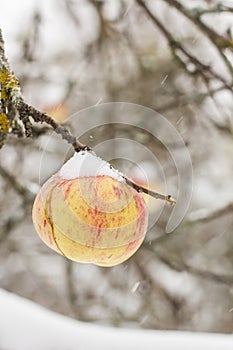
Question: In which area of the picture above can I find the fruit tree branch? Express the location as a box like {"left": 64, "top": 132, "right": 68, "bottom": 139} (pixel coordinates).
{"left": 0, "top": 29, "right": 88, "bottom": 152}
{"left": 0, "top": 28, "right": 175, "bottom": 205}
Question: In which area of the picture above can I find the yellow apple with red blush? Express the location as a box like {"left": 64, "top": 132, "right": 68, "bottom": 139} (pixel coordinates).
{"left": 32, "top": 151, "right": 148, "bottom": 266}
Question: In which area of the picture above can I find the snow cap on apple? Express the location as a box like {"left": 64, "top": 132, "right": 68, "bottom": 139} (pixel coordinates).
{"left": 32, "top": 151, "right": 148, "bottom": 266}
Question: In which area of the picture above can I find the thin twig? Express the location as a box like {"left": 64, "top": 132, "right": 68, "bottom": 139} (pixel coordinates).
{"left": 194, "top": 4, "right": 233, "bottom": 16}
{"left": 17, "top": 101, "right": 89, "bottom": 152}
{"left": 124, "top": 175, "right": 176, "bottom": 205}
{"left": 157, "top": 86, "right": 227, "bottom": 113}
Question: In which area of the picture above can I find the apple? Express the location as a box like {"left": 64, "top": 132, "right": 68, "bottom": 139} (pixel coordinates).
{"left": 32, "top": 151, "right": 148, "bottom": 266}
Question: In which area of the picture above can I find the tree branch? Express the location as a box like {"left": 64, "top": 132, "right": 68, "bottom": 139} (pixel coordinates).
{"left": 156, "top": 86, "right": 227, "bottom": 113}
{"left": 136, "top": 0, "right": 233, "bottom": 91}
{"left": 0, "top": 28, "right": 175, "bottom": 205}
{"left": 124, "top": 175, "right": 176, "bottom": 204}
{"left": 0, "top": 164, "right": 33, "bottom": 200}
{"left": 17, "top": 101, "right": 89, "bottom": 152}
{"left": 162, "top": 0, "right": 233, "bottom": 76}
{"left": 186, "top": 202, "right": 233, "bottom": 224}
{"left": 193, "top": 4, "right": 233, "bottom": 16}
{"left": 0, "top": 29, "right": 88, "bottom": 151}
{"left": 143, "top": 246, "right": 233, "bottom": 286}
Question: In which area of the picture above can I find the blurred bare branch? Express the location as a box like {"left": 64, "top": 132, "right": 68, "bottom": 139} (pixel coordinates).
{"left": 186, "top": 202, "right": 233, "bottom": 224}
{"left": 162, "top": 0, "right": 233, "bottom": 76}
{"left": 156, "top": 86, "right": 226, "bottom": 113}
{"left": 192, "top": 4, "right": 233, "bottom": 16}
{"left": 136, "top": 0, "right": 233, "bottom": 91}
{"left": 0, "top": 164, "right": 33, "bottom": 201}
{"left": 151, "top": 248, "right": 233, "bottom": 286}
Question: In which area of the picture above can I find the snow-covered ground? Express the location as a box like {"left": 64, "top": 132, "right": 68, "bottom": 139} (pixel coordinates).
{"left": 0, "top": 289, "right": 232, "bottom": 350}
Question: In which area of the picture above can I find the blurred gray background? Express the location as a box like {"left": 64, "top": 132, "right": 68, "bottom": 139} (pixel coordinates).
{"left": 0, "top": 0, "right": 233, "bottom": 333}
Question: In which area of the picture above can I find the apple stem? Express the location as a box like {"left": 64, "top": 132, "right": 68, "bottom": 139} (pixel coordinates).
{"left": 123, "top": 176, "right": 176, "bottom": 205}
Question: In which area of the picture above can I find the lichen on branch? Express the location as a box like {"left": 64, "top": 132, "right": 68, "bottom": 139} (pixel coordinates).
{"left": 0, "top": 30, "right": 22, "bottom": 136}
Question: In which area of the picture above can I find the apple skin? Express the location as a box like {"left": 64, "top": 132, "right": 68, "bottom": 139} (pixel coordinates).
{"left": 32, "top": 174, "right": 148, "bottom": 267}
